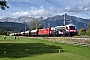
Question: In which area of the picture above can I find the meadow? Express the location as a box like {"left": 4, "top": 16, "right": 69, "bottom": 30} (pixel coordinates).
{"left": 0, "top": 35, "right": 90, "bottom": 60}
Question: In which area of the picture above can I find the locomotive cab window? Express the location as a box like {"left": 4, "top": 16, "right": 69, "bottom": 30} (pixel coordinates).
{"left": 66, "top": 27, "right": 68, "bottom": 29}
{"left": 69, "top": 26, "right": 75, "bottom": 29}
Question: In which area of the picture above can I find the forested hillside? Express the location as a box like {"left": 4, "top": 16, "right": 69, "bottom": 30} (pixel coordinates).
{"left": 0, "top": 22, "right": 29, "bottom": 32}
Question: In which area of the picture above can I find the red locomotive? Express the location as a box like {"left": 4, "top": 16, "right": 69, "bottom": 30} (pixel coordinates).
{"left": 38, "top": 28, "right": 52, "bottom": 36}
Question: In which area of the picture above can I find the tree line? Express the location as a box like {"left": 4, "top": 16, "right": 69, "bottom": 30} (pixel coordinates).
{"left": 0, "top": 29, "right": 7, "bottom": 35}
{"left": 29, "top": 19, "right": 43, "bottom": 30}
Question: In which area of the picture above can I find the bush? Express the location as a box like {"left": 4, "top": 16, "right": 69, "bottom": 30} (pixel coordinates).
{"left": 78, "top": 28, "right": 86, "bottom": 35}
{"left": 86, "top": 30, "right": 90, "bottom": 36}
{"left": 2, "top": 31, "right": 7, "bottom": 35}
{"left": 0, "top": 29, "right": 7, "bottom": 35}
{"left": 87, "top": 22, "right": 90, "bottom": 36}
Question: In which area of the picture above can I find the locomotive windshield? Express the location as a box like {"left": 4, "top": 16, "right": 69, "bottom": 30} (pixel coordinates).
{"left": 69, "top": 26, "right": 75, "bottom": 29}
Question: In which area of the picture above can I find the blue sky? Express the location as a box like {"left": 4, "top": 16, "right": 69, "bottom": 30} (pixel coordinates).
{"left": 0, "top": 0, "right": 90, "bottom": 19}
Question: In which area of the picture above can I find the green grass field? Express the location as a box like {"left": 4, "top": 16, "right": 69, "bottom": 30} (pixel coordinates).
{"left": 0, "top": 35, "right": 90, "bottom": 60}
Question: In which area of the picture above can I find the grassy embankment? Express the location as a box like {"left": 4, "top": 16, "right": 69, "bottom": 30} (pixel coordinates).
{"left": 0, "top": 35, "right": 90, "bottom": 60}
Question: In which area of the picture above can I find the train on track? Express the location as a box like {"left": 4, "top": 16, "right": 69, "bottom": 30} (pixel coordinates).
{"left": 9, "top": 23, "right": 77, "bottom": 37}
{"left": 9, "top": 13, "right": 77, "bottom": 37}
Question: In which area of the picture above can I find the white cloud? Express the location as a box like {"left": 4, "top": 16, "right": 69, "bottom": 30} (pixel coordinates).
{"left": 61, "top": 6, "right": 85, "bottom": 12}
{"left": 60, "top": 5, "right": 90, "bottom": 14}
{"left": 11, "top": 11, "right": 29, "bottom": 16}
{"left": 85, "top": 7, "right": 90, "bottom": 11}
{"left": 11, "top": 6, "right": 58, "bottom": 18}
{"left": 58, "top": 0, "right": 90, "bottom": 16}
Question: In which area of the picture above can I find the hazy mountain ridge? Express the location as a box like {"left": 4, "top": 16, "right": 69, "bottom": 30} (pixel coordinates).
{"left": 0, "top": 14, "right": 90, "bottom": 30}
{"left": 0, "top": 16, "right": 35, "bottom": 23}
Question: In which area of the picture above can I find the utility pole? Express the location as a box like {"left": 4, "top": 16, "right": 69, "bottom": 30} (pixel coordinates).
{"left": 24, "top": 26, "right": 26, "bottom": 36}
{"left": 25, "top": 26, "right": 26, "bottom": 32}
{"left": 64, "top": 13, "right": 66, "bottom": 26}
{"left": 19, "top": 28, "right": 20, "bottom": 32}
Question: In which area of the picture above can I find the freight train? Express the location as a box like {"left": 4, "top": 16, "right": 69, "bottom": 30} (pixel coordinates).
{"left": 9, "top": 23, "right": 77, "bottom": 37}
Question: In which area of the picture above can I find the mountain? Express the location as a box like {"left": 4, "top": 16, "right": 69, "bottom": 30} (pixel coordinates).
{"left": 0, "top": 14, "right": 90, "bottom": 30}
{"left": 0, "top": 22, "right": 29, "bottom": 32}
{"left": 41, "top": 14, "right": 90, "bottom": 29}
{"left": 0, "top": 16, "right": 35, "bottom": 23}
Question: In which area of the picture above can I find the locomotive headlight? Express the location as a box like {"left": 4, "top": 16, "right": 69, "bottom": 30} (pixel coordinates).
{"left": 74, "top": 30, "right": 76, "bottom": 32}
{"left": 50, "top": 31, "right": 52, "bottom": 33}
